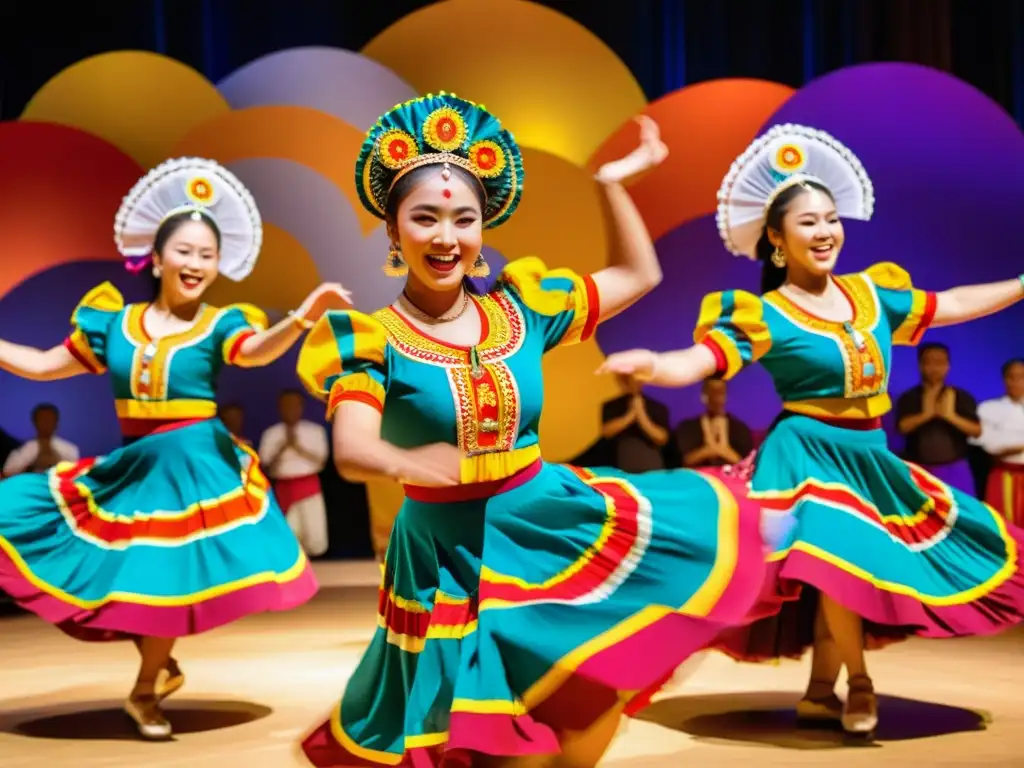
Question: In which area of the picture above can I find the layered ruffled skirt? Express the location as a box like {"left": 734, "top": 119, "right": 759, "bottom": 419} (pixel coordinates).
{"left": 713, "top": 413, "right": 1024, "bottom": 662}
{"left": 0, "top": 418, "right": 318, "bottom": 641}
{"left": 302, "top": 460, "right": 765, "bottom": 766}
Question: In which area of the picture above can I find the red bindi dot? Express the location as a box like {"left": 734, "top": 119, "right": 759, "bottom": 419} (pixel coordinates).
{"left": 442, "top": 189, "right": 451, "bottom": 198}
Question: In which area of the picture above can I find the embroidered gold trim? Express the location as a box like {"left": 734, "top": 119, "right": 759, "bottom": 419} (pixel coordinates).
{"left": 765, "top": 274, "right": 886, "bottom": 399}
{"left": 123, "top": 304, "right": 220, "bottom": 400}
{"left": 448, "top": 360, "right": 520, "bottom": 455}
{"left": 373, "top": 291, "right": 525, "bottom": 367}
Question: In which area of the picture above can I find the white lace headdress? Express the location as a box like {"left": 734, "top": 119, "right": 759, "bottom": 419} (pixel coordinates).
{"left": 716, "top": 124, "right": 874, "bottom": 259}
{"left": 114, "top": 157, "right": 262, "bottom": 281}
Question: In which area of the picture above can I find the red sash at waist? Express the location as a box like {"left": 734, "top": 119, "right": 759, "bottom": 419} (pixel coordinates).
{"left": 804, "top": 414, "right": 882, "bottom": 431}
{"left": 404, "top": 459, "right": 542, "bottom": 503}
{"left": 274, "top": 474, "right": 323, "bottom": 511}
{"left": 119, "top": 417, "right": 208, "bottom": 438}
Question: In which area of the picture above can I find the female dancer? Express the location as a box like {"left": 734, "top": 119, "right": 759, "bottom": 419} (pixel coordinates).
{"left": 599, "top": 124, "right": 1024, "bottom": 738}
{"left": 0, "top": 158, "right": 348, "bottom": 739}
{"left": 296, "top": 94, "right": 766, "bottom": 767}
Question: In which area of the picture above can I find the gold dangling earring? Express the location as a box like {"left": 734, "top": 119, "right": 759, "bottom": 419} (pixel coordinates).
{"left": 152, "top": 265, "right": 162, "bottom": 279}
{"left": 382, "top": 244, "right": 408, "bottom": 277}
{"left": 771, "top": 246, "right": 787, "bottom": 268}
{"left": 467, "top": 252, "right": 490, "bottom": 278}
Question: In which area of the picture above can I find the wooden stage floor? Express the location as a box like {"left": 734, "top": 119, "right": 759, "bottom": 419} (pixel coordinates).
{"left": 2, "top": 571, "right": 1022, "bottom": 767}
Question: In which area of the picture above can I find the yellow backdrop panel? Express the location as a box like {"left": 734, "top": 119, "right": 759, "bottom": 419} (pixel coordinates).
{"left": 486, "top": 147, "right": 620, "bottom": 461}
{"left": 362, "top": 0, "right": 646, "bottom": 166}
{"left": 366, "top": 479, "right": 405, "bottom": 558}
{"left": 21, "top": 52, "right": 230, "bottom": 171}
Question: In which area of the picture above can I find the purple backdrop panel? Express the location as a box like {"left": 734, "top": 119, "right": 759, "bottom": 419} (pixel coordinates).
{"left": 599, "top": 64, "right": 1024, "bottom": 430}
{"left": 216, "top": 46, "right": 417, "bottom": 134}
{"left": 596, "top": 214, "right": 780, "bottom": 427}
{"left": 762, "top": 63, "right": 1024, "bottom": 409}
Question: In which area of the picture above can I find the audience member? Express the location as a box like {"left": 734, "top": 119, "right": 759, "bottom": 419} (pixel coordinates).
{"left": 895, "top": 343, "right": 980, "bottom": 494}
{"left": 674, "top": 379, "right": 753, "bottom": 468}
{"left": 258, "top": 389, "right": 330, "bottom": 557}
{"left": 2, "top": 404, "right": 79, "bottom": 477}
{"left": 974, "top": 358, "right": 1024, "bottom": 524}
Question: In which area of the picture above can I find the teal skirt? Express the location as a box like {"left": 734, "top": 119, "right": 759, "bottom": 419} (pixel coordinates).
{"left": 0, "top": 418, "right": 317, "bottom": 640}
{"left": 302, "top": 460, "right": 765, "bottom": 765}
{"left": 713, "top": 413, "right": 1024, "bottom": 662}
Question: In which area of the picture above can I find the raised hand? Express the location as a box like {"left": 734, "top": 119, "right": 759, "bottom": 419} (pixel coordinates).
{"left": 594, "top": 115, "right": 669, "bottom": 186}
{"left": 296, "top": 283, "right": 354, "bottom": 324}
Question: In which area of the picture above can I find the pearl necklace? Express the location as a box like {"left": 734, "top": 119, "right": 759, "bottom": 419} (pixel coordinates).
{"left": 398, "top": 290, "right": 469, "bottom": 323}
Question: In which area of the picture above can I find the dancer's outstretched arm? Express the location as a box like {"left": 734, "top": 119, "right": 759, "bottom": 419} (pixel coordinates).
{"left": 233, "top": 283, "right": 352, "bottom": 368}
{"left": 587, "top": 116, "right": 668, "bottom": 322}
{"left": 931, "top": 276, "right": 1024, "bottom": 327}
{"left": 0, "top": 340, "right": 88, "bottom": 382}
{"left": 596, "top": 344, "right": 718, "bottom": 389}
{"left": 332, "top": 401, "right": 461, "bottom": 488}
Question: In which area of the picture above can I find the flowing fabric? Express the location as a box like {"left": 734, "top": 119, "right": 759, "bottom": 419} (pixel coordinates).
{"left": 693, "top": 263, "right": 1024, "bottom": 662}
{"left": 297, "top": 258, "right": 766, "bottom": 765}
{"left": 0, "top": 284, "right": 317, "bottom": 640}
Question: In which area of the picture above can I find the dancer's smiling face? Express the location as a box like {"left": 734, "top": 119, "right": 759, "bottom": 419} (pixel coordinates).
{"left": 766, "top": 182, "right": 845, "bottom": 279}
{"left": 152, "top": 212, "right": 222, "bottom": 304}
{"left": 386, "top": 164, "right": 486, "bottom": 293}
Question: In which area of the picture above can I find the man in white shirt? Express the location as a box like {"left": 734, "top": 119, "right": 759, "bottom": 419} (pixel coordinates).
{"left": 973, "top": 359, "right": 1024, "bottom": 525}
{"left": 258, "top": 389, "right": 330, "bottom": 557}
{"left": 2, "top": 403, "right": 79, "bottom": 477}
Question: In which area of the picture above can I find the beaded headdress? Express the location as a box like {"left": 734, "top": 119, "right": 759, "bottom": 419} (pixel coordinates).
{"left": 716, "top": 124, "right": 874, "bottom": 260}
{"left": 355, "top": 92, "right": 525, "bottom": 231}
{"left": 114, "top": 157, "right": 263, "bottom": 281}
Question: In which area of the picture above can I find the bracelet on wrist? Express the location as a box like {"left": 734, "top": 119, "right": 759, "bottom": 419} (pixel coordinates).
{"left": 1018, "top": 274, "right": 1024, "bottom": 292}
{"left": 288, "top": 310, "right": 314, "bottom": 330}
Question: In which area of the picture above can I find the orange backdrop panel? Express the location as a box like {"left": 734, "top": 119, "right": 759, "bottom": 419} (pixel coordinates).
{"left": 588, "top": 79, "right": 796, "bottom": 242}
